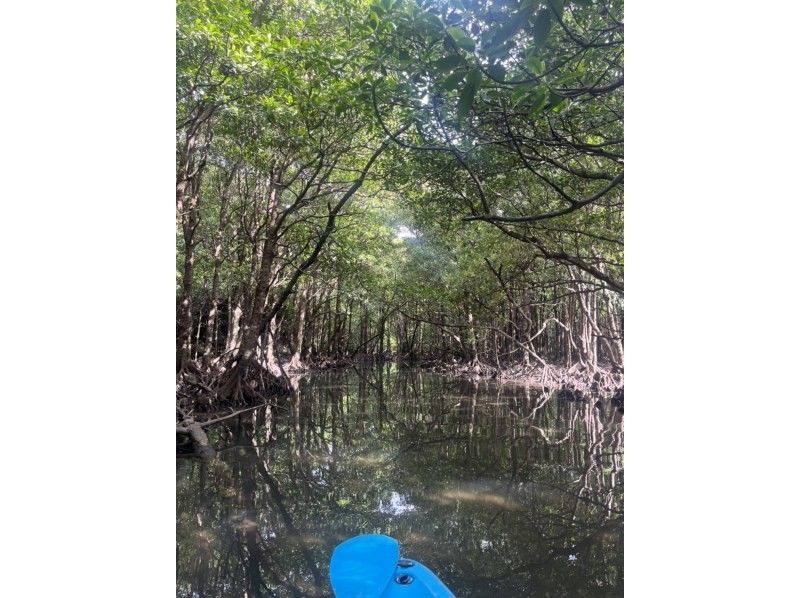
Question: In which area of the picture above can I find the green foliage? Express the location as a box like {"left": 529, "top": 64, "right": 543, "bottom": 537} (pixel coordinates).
{"left": 532, "top": 7, "right": 553, "bottom": 48}
{"left": 446, "top": 26, "right": 475, "bottom": 51}
{"left": 177, "top": 0, "right": 624, "bottom": 367}
{"left": 456, "top": 69, "right": 482, "bottom": 120}
{"left": 363, "top": 0, "right": 624, "bottom": 292}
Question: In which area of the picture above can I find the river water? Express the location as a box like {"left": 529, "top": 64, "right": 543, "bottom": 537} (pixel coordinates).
{"left": 177, "top": 366, "right": 623, "bottom": 597}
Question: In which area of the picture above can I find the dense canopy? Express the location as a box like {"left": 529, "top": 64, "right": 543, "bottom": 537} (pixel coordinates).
{"left": 176, "top": 0, "right": 624, "bottom": 404}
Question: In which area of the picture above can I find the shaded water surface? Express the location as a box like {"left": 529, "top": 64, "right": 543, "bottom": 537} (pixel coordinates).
{"left": 177, "top": 367, "right": 623, "bottom": 597}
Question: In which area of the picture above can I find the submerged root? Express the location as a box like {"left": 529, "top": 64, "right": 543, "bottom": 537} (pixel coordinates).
{"left": 177, "top": 356, "right": 293, "bottom": 413}
{"left": 408, "top": 358, "right": 623, "bottom": 399}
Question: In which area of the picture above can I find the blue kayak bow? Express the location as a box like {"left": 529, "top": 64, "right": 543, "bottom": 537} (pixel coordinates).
{"left": 329, "top": 534, "right": 455, "bottom": 598}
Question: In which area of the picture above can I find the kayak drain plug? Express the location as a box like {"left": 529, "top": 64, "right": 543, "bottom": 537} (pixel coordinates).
{"left": 398, "top": 559, "right": 414, "bottom": 568}
{"left": 395, "top": 574, "right": 414, "bottom": 585}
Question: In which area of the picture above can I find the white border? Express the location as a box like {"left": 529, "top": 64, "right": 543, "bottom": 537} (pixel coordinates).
{"left": 627, "top": 1, "right": 800, "bottom": 594}
{"left": 2, "top": 1, "right": 800, "bottom": 595}
{"left": 1, "top": 1, "right": 175, "bottom": 594}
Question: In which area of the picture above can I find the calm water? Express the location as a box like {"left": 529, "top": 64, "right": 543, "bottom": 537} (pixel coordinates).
{"left": 177, "top": 366, "right": 623, "bottom": 597}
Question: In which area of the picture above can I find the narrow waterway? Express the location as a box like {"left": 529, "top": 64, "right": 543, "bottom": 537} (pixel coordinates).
{"left": 177, "top": 366, "right": 623, "bottom": 597}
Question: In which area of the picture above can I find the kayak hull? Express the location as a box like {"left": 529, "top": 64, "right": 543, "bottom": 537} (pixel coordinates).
{"left": 329, "top": 534, "right": 455, "bottom": 598}
{"left": 381, "top": 558, "right": 455, "bottom": 598}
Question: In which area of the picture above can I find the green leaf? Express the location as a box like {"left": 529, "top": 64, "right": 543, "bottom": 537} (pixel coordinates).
{"left": 456, "top": 69, "right": 482, "bottom": 120}
{"left": 526, "top": 56, "right": 546, "bottom": 76}
{"left": 432, "top": 54, "right": 463, "bottom": 73}
{"left": 368, "top": 11, "right": 380, "bottom": 30}
{"left": 555, "top": 71, "right": 580, "bottom": 85}
{"left": 465, "top": 68, "right": 482, "bottom": 88}
{"left": 486, "top": 63, "right": 506, "bottom": 82}
{"left": 441, "top": 70, "right": 466, "bottom": 91}
{"left": 529, "top": 87, "right": 549, "bottom": 114}
{"left": 484, "top": 40, "right": 512, "bottom": 59}
{"left": 420, "top": 12, "right": 445, "bottom": 36}
{"left": 548, "top": 91, "right": 567, "bottom": 112}
{"left": 551, "top": 0, "right": 565, "bottom": 18}
{"left": 533, "top": 8, "right": 552, "bottom": 48}
{"left": 511, "top": 85, "right": 530, "bottom": 106}
{"left": 488, "top": 9, "right": 529, "bottom": 48}
{"left": 446, "top": 26, "right": 476, "bottom": 51}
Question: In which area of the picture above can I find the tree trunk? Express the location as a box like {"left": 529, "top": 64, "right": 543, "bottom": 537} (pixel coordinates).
{"left": 236, "top": 183, "right": 281, "bottom": 373}
{"left": 176, "top": 112, "right": 213, "bottom": 372}
{"left": 264, "top": 316, "right": 280, "bottom": 377}
{"left": 226, "top": 290, "right": 243, "bottom": 354}
{"left": 176, "top": 178, "right": 200, "bottom": 370}
{"left": 468, "top": 310, "right": 480, "bottom": 369}
{"left": 288, "top": 284, "right": 309, "bottom": 370}
{"left": 203, "top": 168, "right": 235, "bottom": 364}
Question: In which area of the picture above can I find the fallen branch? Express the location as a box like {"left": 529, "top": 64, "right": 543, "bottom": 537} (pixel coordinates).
{"left": 191, "top": 404, "right": 266, "bottom": 428}
{"left": 176, "top": 420, "right": 215, "bottom": 459}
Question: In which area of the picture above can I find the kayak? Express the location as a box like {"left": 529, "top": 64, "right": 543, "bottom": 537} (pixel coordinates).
{"left": 329, "top": 534, "right": 455, "bottom": 597}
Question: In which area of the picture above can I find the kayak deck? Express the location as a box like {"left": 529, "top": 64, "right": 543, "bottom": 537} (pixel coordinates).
{"left": 329, "top": 534, "right": 455, "bottom": 598}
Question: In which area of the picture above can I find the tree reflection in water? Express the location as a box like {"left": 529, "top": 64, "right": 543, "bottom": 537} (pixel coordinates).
{"left": 177, "top": 365, "right": 623, "bottom": 597}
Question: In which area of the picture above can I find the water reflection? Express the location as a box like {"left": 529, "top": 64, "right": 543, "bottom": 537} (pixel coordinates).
{"left": 177, "top": 366, "right": 623, "bottom": 597}
{"left": 377, "top": 491, "right": 417, "bottom": 516}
